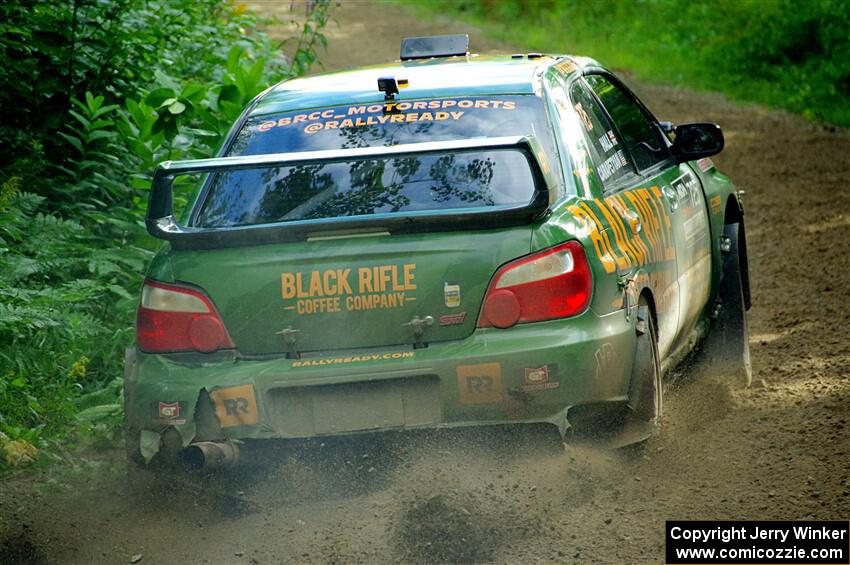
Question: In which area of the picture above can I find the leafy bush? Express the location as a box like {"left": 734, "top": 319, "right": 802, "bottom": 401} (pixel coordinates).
{"left": 413, "top": 0, "right": 850, "bottom": 126}
{"left": 0, "top": 183, "right": 136, "bottom": 445}
{"left": 0, "top": 0, "right": 332, "bottom": 469}
{"left": 1, "top": 0, "right": 286, "bottom": 196}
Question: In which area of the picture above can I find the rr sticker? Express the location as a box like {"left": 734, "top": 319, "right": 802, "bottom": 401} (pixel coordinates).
{"left": 457, "top": 363, "right": 502, "bottom": 404}
{"left": 210, "top": 384, "right": 259, "bottom": 428}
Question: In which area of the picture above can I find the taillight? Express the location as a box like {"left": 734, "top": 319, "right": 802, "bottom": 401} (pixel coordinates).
{"left": 478, "top": 241, "right": 592, "bottom": 329}
{"left": 136, "top": 280, "right": 234, "bottom": 353}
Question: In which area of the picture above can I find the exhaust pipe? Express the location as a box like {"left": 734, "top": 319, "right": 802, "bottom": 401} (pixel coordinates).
{"left": 183, "top": 440, "right": 239, "bottom": 470}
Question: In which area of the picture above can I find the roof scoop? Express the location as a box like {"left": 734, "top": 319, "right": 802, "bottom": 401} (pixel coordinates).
{"left": 400, "top": 34, "right": 469, "bottom": 61}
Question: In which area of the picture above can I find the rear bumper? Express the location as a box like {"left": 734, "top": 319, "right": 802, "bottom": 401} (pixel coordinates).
{"left": 125, "top": 309, "right": 635, "bottom": 462}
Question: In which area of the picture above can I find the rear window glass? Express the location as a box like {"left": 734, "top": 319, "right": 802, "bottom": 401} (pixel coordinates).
{"left": 194, "top": 149, "right": 536, "bottom": 228}
{"left": 190, "top": 96, "right": 558, "bottom": 227}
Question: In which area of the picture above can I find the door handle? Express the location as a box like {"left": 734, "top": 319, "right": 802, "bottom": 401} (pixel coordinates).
{"left": 617, "top": 271, "right": 636, "bottom": 322}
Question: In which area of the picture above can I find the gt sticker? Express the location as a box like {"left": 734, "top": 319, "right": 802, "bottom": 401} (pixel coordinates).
{"left": 210, "top": 384, "right": 259, "bottom": 428}
{"left": 159, "top": 401, "right": 180, "bottom": 419}
{"left": 517, "top": 364, "right": 560, "bottom": 392}
{"left": 457, "top": 363, "right": 503, "bottom": 404}
{"left": 281, "top": 264, "right": 416, "bottom": 315}
{"left": 154, "top": 401, "right": 187, "bottom": 424}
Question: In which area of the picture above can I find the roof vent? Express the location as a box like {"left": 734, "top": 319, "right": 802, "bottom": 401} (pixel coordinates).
{"left": 400, "top": 34, "right": 469, "bottom": 61}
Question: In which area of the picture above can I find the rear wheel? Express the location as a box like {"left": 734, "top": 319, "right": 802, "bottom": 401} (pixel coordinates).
{"left": 702, "top": 222, "right": 752, "bottom": 387}
{"left": 619, "top": 296, "right": 661, "bottom": 445}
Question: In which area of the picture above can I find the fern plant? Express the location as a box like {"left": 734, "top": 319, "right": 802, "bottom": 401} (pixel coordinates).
{"left": 0, "top": 0, "right": 333, "bottom": 470}
{"left": 0, "top": 182, "right": 140, "bottom": 452}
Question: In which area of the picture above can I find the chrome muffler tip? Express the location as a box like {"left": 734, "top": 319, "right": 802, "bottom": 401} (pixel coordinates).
{"left": 182, "top": 440, "right": 239, "bottom": 470}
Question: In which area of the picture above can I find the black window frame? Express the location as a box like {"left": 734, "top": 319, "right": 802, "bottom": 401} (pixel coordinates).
{"left": 580, "top": 71, "right": 674, "bottom": 192}
{"left": 565, "top": 78, "right": 640, "bottom": 192}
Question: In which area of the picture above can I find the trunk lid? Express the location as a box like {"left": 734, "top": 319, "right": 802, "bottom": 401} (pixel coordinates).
{"left": 168, "top": 227, "right": 531, "bottom": 354}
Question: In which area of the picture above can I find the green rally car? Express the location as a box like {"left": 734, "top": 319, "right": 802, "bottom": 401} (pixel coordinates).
{"left": 125, "top": 35, "right": 751, "bottom": 470}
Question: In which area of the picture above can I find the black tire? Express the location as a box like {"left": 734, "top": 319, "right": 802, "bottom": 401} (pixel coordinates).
{"left": 702, "top": 222, "right": 752, "bottom": 387}
{"left": 619, "top": 296, "right": 661, "bottom": 445}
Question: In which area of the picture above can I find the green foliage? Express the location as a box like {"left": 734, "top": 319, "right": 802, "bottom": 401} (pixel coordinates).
{"left": 76, "top": 377, "right": 124, "bottom": 446}
{"left": 409, "top": 0, "right": 850, "bottom": 126}
{"left": 0, "top": 0, "right": 286, "bottom": 193}
{"left": 0, "top": 0, "right": 332, "bottom": 469}
{"left": 0, "top": 185, "right": 136, "bottom": 445}
{"left": 56, "top": 92, "right": 126, "bottom": 214}
{"left": 286, "top": 0, "right": 333, "bottom": 77}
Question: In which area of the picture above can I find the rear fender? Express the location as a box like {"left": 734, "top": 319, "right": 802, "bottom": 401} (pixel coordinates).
{"left": 621, "top": 267, "right": 655, "bottom": 331}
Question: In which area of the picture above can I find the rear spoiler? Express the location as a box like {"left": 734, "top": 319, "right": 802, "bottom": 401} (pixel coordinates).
{"left": 147, "top": 136, "right": 550, "bottom": 249}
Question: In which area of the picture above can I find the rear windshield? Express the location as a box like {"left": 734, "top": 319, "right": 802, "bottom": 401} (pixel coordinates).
{"left": 192, "top": 96, "right": 556, "bottom": 228}
{"left": 194, "top": 150, "right": 537, "bottom": 227}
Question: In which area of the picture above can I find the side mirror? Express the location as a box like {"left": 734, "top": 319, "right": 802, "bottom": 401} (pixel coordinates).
{"left": 672, "top": 122, "right": 724, "bottom": 163}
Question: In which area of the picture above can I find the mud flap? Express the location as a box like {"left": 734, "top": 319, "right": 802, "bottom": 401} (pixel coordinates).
{"left": 139, "top": 423, "right": 197, "bottom": 464}
{"left": 139, "top": 430, "right": 161, "bottom": 463}
{"left": 702, "top": 223, "right": 752, "bottom": 387}
{"left": 546, "top": 407, "right": 571, "bottom": 439}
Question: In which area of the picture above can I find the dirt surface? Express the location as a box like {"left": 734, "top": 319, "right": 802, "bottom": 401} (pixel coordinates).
{"left": 2, "top": 2, "right": 849, "bottom": 564}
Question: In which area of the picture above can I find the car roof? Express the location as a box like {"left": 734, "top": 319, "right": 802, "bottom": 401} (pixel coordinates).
{"left": 250, "top": 54, "right": 592, "bottom": 117}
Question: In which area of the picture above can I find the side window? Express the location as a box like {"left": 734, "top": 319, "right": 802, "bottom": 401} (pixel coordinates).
{"left": 584, "top": 74, "right": 670, "bottom": 172}
{"left": 568, "top": 80, "right": 634, "bottom": 188}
